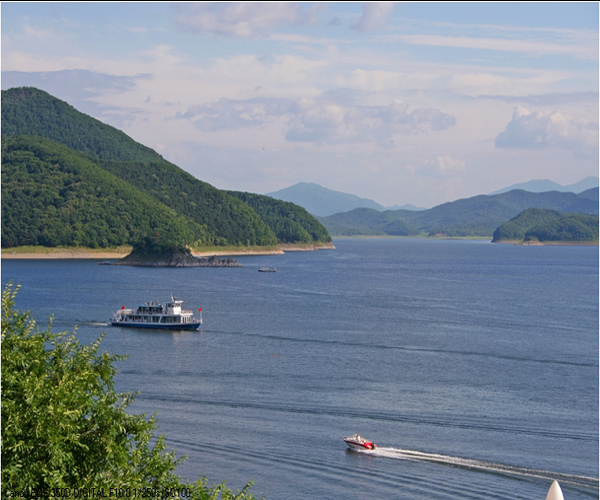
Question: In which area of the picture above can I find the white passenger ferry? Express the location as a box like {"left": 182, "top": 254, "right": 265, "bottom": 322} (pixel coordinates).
{"left": 111, "top": 296, "right": 202, "bottom": 330}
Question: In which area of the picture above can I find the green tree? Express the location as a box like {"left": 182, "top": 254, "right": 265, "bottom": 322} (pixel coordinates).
{"left": 1, "top": 284, "right": 259, "bottom": 499}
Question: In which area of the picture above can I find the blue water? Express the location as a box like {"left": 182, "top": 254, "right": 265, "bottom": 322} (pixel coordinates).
{"left": 2, "top": 238, "right": 598, "bottom": 499}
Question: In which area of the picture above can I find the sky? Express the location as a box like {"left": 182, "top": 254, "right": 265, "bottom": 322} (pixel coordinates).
{"left": 1, "top": 2, "right": 598, "bottom": 208}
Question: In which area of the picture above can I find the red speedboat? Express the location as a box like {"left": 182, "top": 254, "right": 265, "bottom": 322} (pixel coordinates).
{"left": 343, "top": 434, "right": 377, "bottom": 450}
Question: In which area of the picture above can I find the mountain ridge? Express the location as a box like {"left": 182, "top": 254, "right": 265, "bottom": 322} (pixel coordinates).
{"left": 267, "top": 178, "right": 596, "bottom": 217}
{"left": 1, "top": 87, "right": 331, "bottom": 249}
{"left": 489, "top": 176, "right": 599, "bottom": 195}
{"left": 266, "top": 182, "right": 386, "bottom": 216}
{"left": 318, "top": 188, "right": 599, "bottom": 237}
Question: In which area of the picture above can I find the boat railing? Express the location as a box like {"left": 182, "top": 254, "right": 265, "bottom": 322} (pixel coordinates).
{"left": 131, "top": 308, "right": 195, "bottom": 315}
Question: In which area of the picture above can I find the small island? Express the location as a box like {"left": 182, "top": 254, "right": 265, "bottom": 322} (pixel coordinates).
{"left": 112, "top": 236, "right": 241, "bottom": 267}
{"left": 492, "top": 208, "right": 599, "bottom": 245}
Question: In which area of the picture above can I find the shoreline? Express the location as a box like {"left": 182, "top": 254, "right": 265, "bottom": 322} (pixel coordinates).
{"left": 1, "top": 242, "right": 336, "bottom": 260}
{"left": 493, "top": 240, "right": 598, "bottom": 246}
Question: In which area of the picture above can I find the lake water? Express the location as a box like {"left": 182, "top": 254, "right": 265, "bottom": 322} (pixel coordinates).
{"left": 2, "top": 238, "right": 598, "bottom": 499}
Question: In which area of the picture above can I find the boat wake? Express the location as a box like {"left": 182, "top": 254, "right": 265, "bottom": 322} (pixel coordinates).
{"left": 356, "top": 447, "right": 599, "bottom": 490}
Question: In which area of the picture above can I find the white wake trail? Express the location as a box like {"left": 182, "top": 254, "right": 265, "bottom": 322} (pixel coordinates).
{"left": 354, "top": 447, "right": 598, "bottom": 489}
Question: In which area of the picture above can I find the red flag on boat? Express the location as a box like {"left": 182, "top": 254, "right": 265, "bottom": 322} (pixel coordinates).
{"left": 198, "top": 308, "right": 202, "bottom": 312}
{"left": 122, "top": 305, "right": 125, "bottom": 309}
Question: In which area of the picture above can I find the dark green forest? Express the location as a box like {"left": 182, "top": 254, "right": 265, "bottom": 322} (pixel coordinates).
{"left": 493, "top": 208, "right": 599, "bottom": 243}
{"left": 1, "top": 87, "right": 160, "bottom": 162}
{"left": 227, "top": 191, "right": 332, "bottom": 244}
{"left": 97, "top": 160, "right": 277, "bottom": 247}
{"left": 1, "top": 136, "right": 206, "bottom": 248}
{"left": 524, "top": 214, "right": 598, "bottom": 242}
{"left": 1, "top": 87, "right": 330, "bottom": 249}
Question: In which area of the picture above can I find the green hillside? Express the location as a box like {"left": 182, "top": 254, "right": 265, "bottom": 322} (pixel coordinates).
{"left": 524, "top": 214, "right": 598, "bottom": 243}
{"left": 492, "top": 208, "right": 563, "bottom": 242}
{"left": 1, "top": 136, "right": 207, "bottom": 248}
{"left": 1, "top": 87, "right": 160, "bottom": 162}
{"left": 1, "top": 87, "right": 330, "bottom": 249}
{"left": 493, "top": 208, "right": 599, "bottom": 243}
{"left": 227, "top": 191, "right": 332, "bottom": 244}
{"left": 492, "top": 208, "right": 598, "bottom": 243}
{"left": 319, "top": 189, "right": 599, "bottom": 237}
{"left": 96, "top": 159, "right": 277, "bottom": 247}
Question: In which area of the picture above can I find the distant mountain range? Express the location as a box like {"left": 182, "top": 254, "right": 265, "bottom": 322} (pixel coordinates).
{"left": 267, "top": 177, "right": 598, "bottom": 218}
{"left": 265, "top": 182, "right": 426, "bottom": 216}
{"left": 489, "top": 176, "right": 598, "bottom": 195}
{"left": 317, "top": 188, "right": 598, "bottom": 238}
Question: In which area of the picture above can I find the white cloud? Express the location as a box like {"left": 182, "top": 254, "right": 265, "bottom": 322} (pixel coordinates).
{"left": 172, "top": 2, "right": 320, "bottom": 37}
{"left": 2, "top": 2, "right": 597, "bottom": 207}
{"left": 433, "top": 156, "right": 466, "bottom": 173}
{"left": 173, "top": 92, "right": 455, "bottom": 146}
{"left": 495, "top": 107, "right": 599, "bottom": 151}
{"left": 353, "top": 2, "right": 395, "bottom": 32}
{"left": 397, "top": 32, "right": 598, "bottom": 60}
{"left": 417, "top": 156, "right": 466, "bottom": 178}
{"left": 176, "top": 97, "right": 294, "bottom": 131}
{"left": 285, "top": 96, "right": 455, "bottom": 144}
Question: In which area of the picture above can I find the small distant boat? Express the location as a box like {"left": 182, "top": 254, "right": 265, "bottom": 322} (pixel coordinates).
{"left": 343, "top": 434, "right": 377, "bottom": 450}
{"left": 111, "top": 296, "right": 202, "bottom": 330}
{"left": 258, "top": 267, "right": 277, "bottom": 272}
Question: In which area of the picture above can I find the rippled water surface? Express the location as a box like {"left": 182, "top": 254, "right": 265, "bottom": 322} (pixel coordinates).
{"left": 3, "top": 238, "right": 598, "bottom": 499}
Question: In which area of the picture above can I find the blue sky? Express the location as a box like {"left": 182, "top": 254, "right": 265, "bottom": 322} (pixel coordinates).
{"left": 2, "top": 2, "right": 598, "bottom": 207}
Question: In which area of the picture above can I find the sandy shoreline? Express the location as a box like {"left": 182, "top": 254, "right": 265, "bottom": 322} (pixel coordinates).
{"left": 1, "top": 242, "right": 336, "bottom": 260}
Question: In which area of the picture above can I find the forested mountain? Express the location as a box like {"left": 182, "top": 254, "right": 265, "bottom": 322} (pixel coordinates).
{"left": 1, "top": 87, "right": 160, "bottom": 162}
{"left": 493, "top": 208, "right": 599, "bottom": 243}
{"left": 524, "top": 214, "right": 598, "bottom": 243}
{"left": 1, "top": 136, "right": 207, "bottom": 248}
{"left": 578, "top": 187, "right": 599, "bottom": 202}
{"left": 1, "top": 87, "right": 330, "bottom": 249}
{"left": 318, "top": 189, "right": 599, "bottom": 237}
{"left": 228, "top": 191, "right": 332, "bottom": 244}
{"left": 95, "top": 159, "right": 276, "bottom": 247}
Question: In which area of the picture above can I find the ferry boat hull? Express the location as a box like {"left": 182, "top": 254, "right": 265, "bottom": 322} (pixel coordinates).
{"left": 110, "top": 320, "right": 202, "bottom": 331}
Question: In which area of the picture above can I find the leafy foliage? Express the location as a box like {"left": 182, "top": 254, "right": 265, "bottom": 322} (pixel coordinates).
{"left": 1, "top": 284, "right": 259, "bottom": 499}
{"left": 227, "top": 191, "right": 332, "bottom": 244}
{"left": 1, "top": 283, "right": 183, "bottom": 492}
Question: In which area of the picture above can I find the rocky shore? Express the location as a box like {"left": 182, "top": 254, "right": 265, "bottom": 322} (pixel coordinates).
{"left": 112, "top": 248, "right": 242, "bottom": 267}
